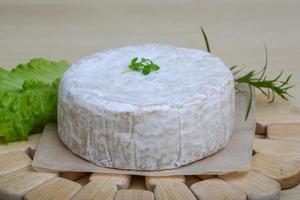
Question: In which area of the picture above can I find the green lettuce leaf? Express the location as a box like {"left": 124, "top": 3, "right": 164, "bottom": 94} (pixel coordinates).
{"left": 0, "top": 58, "right": 69, "bottom": 142}
{"left": 0, "top": 58, "right": 69, "bottom": 91}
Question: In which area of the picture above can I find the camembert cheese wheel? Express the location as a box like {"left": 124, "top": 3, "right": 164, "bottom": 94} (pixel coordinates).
{"left": 58, "top": 44, "right": 235, "bottom": 170}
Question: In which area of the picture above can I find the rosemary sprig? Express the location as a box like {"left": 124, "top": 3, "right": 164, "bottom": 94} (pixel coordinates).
{"left": 201, "top": 27, "right": 211, "bottom": 53}
{"left": 200, "top": 27, "right": 293, "bottom": 120}
{"left": 125, "top": 57, "right": 160, "bottom": 75}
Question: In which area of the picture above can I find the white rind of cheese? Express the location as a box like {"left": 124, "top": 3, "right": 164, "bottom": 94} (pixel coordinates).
{"left": 58, "top": 44, "right": 235, "bottom": 170}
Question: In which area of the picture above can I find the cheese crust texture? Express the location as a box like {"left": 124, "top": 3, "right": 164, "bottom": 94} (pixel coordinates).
{"left": 58, "top": 44, "right": 235, "bottom": 170}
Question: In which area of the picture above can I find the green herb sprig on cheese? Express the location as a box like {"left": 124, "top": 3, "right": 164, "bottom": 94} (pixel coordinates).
{"left": 125, "top": 57, "right": 160, "bottom": 75}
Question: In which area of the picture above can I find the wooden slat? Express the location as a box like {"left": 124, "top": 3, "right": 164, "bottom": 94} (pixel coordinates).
{"left": 145, "top": 176, "right": 185, "bottom": 191}
{"left": 59, "top": 171, "right": 88, "bottom": 181}
{"left": 253, "top": 138, "right": 300, "bottom": 160}
{"left": 114, "top": 189, "right": 154, "bottom": 200}
{"left": 0, "top": 151, "right": 31, "bottom": 176}
{"left": 185, "top": 176, "right": 201, "bottom": 187}
{"left": 75, "top": 174, "right": 91, "bottom": 186}
{"left": 24, "top": 177, "right": 81, "bottom": 200}
{"left": 267, "top": 123, "right": 300, "bottom": 141}
{"left": 256, "top": 122, "right": 267, "bottom": 135}
{"left": 145, "top": 176, "right": 197, "bottom": 200}
{"left": 255, "top": 134, "right": 266, "bottom": 139}
{"left": 128, "top": 176, "right": 147, "bottom": 190}
{"left": 89, "top": 173, "right": 131, "bottom": 188}
{"left": 0, "top": 134, "right": 41, "bottom": 154}
{"left": 219, "top": 170, "right": 281, "bottom": 200}
{"left": 0, "top": 167, "right": 57, "bottom": 200}
{"left": 190, "top": 178, "right": 246, "bottom": 200}
{"left": 280, "top": 183, "right": 300, "bottom": 200}
{"left": 71, "top": 180, "right": 116, "bottom": 200}
{"left": 72, "top": 173, "right": 131, "bottom": 200}
{"left": 252, "top": 153, "right": 300, "bottom": 189}
{"left": 197, "top": 174, "right": 217, "bottom": 180}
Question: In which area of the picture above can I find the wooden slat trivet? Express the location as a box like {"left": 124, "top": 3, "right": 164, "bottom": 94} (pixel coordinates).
{"left": 1, "top": 119, "right": 300, "bottom": 199}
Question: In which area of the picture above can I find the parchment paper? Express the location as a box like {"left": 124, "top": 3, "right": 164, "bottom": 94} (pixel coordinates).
{"left": 32, "top": 86, "right": 255, "bottom": 176}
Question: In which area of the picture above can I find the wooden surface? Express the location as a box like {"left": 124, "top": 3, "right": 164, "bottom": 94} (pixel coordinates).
{"left": 1, "top": 0, "right": 300, "bottom": 107}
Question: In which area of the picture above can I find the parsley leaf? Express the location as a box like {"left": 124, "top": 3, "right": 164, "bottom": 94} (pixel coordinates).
{"left": 126, "top": 57, "right": 160, "bottom": 75}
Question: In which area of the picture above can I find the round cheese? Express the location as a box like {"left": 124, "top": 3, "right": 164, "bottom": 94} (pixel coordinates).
{"left": 58, "top": 44, "right": 235, "bottom": 170}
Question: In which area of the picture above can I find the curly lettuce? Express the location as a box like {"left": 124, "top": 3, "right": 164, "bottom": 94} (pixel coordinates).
{"left": 0, "top": 58, "right": 69, "bottom": 142}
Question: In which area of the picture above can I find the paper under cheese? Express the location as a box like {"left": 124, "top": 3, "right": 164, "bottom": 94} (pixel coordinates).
{"left": 58, "top": 44, "right": 235, "bottom": 170}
